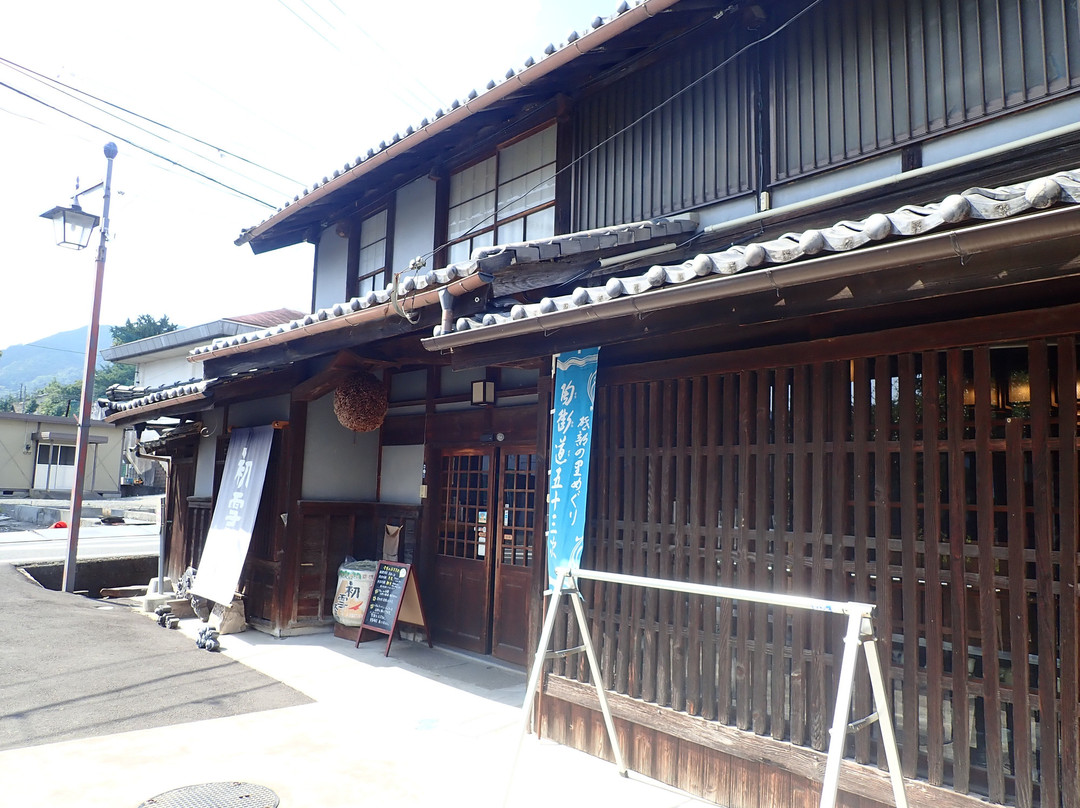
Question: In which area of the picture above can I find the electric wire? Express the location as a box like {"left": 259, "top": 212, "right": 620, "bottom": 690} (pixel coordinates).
{"left": 0, "top": 79, "right": 278, "bottom": 209}
{"left": 278, "top": 0, "right": 444, "bottom": 120}
{"left": 0, "top": 58, "right": 299, "bottom": 201}
{"left": 0, "top": 57, "right": 303, "bottom": 188}
{"left": 410, "top": 0, "right": 825, "bottom": 273}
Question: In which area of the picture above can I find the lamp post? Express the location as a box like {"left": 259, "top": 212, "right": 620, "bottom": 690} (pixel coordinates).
{"left": 39, "top": 142, "right": 118, "bottom": 593}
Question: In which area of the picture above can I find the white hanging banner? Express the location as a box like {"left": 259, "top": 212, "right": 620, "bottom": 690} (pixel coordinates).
{"left": 190, "top": 425, "right": 274, "bottom": 605}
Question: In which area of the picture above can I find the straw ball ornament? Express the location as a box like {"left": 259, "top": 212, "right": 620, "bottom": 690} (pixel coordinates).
{"left": 333, "top": 372, "right": 388, "bottom": 432}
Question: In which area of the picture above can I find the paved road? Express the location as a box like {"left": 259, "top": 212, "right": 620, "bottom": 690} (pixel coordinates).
{"left": 0, "top": 524, "right": 160, "bottom": 564}
{"left": 0, "top": 562, "right": 311, "bottom": 751}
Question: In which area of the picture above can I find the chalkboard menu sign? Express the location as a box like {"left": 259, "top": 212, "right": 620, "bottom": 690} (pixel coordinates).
{"left": 356, "top": 561, "right": 432, "bottom": 657}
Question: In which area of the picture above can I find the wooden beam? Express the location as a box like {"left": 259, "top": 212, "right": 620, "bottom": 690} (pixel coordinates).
{"left": 291, "top": 350, "right": 396, "bottom": 402}
{"left": 544, "top": 677, "right": 990, "bottom": 808}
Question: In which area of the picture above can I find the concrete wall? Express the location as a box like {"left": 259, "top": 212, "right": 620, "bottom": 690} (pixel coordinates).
{"left": 393, "top": 176, "right": 437, "bottom": 275}
{"left": 313, "top": 226, "right": 349, "bottom": 311}
{"left": 193, "top": 408, "right": 223, "bottom": 499}
{"left": 137, "top": 355, "right": 203, "bottom": 388}
{"left": 0, "top": 413, "right": 121, "bottom": 496}
{"left": 301, "top": 392, "right": 378, "bottom": 500}
{"left": 0, "top": 415, "right": 34, "bottom": 493}
{"left": 379, "top": 444, "right": 423, "bottom": 505}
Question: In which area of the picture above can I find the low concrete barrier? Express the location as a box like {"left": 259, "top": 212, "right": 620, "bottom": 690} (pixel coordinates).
{"left": 20, "top": 556, "right": 159, "bottom": 597}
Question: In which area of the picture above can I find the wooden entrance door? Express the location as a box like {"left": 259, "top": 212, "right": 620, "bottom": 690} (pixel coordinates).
{"left": 491, "top": 450, "right": 537, "bottom": 665}
{"left": 432, "top": 450, "right": 495, "bottom": 653}
{"left": 431, "top": 447, "right": 537, "bottom": 663}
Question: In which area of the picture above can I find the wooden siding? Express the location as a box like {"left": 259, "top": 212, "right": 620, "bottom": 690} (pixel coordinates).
{"left": 544, "top": 333, "right": 1080, "bottom": 808}
{"left": 570, "top": 25, "right": 754, "bottom": 231}
{"left": 570, "top": 0, "right": 1080, "bottom": 226}
{"left": 771, "top": 0, "right": 1080, "bottom": 180}
{"left": 289, "top": 501, "right": 420, "bottom": 629}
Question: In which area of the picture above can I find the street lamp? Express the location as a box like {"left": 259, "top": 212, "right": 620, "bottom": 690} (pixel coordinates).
{"left": 39, "top": 142, "right": 118, "bottom": 593}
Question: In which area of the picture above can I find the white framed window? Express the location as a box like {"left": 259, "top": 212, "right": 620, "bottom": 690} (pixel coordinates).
{"left": 357, "top": 209, "right": 389, "bottom": 296}
{"left": 447, "top": 125, "right": 557, "bottom": 264}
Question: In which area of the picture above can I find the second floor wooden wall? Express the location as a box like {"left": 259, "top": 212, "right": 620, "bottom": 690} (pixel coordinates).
{"left": 569, "top": 0, "right": 1080, "bottom": 230}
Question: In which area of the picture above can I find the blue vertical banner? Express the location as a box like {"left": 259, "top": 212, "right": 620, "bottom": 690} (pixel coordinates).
{"left": 546, "top": 347, "right": 600, "bottom": 588}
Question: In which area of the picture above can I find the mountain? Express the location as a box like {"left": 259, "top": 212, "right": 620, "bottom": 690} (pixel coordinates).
{"left": 0, "top": 326, "right": 112, "bottom": 399}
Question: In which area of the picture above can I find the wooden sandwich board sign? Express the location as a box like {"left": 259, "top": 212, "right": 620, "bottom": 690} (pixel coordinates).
{"left": 355, "top": 561, "right": 432, "bottom": 657}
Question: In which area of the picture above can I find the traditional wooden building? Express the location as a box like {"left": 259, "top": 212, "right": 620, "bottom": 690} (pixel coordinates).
{"left": 103, "top": 2, "right": 1080, "bottom": 807}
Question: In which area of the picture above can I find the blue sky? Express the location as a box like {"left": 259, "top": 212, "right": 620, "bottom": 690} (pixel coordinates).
{"left": 0, "top": 0, "right": 601, "bottom": 350}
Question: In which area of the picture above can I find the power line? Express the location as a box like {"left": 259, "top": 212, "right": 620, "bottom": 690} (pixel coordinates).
{"left": 0, "top": 79, "right": 279, "bottom": 209}
{"left": 0, "top": 57, "right": 302, "bottom": 197}
{"left": 280, "top": 0, "right": 446, "bottom": 120}
{"left": 416, "top": 0, "right": 825, "bottom": 269}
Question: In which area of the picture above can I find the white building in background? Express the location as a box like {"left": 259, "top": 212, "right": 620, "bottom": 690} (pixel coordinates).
{"left": 100, "top": 309, "right": 303, "bottom": 493}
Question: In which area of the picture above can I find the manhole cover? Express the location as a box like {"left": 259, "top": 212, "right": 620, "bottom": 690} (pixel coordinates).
{"left": 138, "top": 782, "right": 279, "bottom": 808}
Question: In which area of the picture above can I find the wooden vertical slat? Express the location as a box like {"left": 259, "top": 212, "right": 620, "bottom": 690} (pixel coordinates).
{"left": 1059, "top": 337, "right": 1080, "bottom": 808}
{"left": 677, "top": 739, "right": 707, "bottom": 797}
{"left": 653, "top": 730, "right": 680, "bottom": 789}
{"left": 736, "top": 370, "right": 755, "bottom": 731}
{"left": 851, "top": 357, "right": 873, "bottom": 763}
{"left": 898, "top": 354, "right": 920, "bottom": 777}
{"left": 608, "top": 386, "right": 627, "bottom": 693}
{"left": 753, "top": 369, "right": 772, "bottom": 735}
{"left": 760, "top": 765, "right": 793, "bottom": 808}
{"left": 701, "top": 374, "right": 722, "bottom": 721}
{"left": 789, "top": 364, "right": 810, "bottom": 745}
{"left": 656, "top": 380, "right": 676, "bottom": 707}
{"left": 702, "top": 747, "right": 731, "bottom": 807}
{"left": 1005, "top": 417, "right": 1032, "bottom": 808}
{"left": 945, "top": 348, "right": 971, "bottom": 791}
{"left": 922, "top": 351, "right": 945, "bottom": 785}
{"left": 670, "top": 377, "right": 691, "bottom": 713}
{"left": 1029, "top": 339, "right": 1059, "bottom": 808}
{"left": 730, "top": 757, "right": 761, "bottom": 808}
{"left": 973, "top": 346, "right": 1005, "bottom": 803}
{"left": 717, "top": 373, "right": 738, "bottom": 724}
{"left": 685, "top": 376, "right": 707, "bottom": 717}
{"left": 592, "top": 386, "right": 614, "bottom": 689}
{"left": 830, "top": 359, "right": 851, "bottom": 732}
{"left": 809, "top": 363, "right": 829, "bottom": 751}
{"left": 872, "top": 355, "right": 895, "bottom": 768}
{"left": 629, "top": 383, "right": 648, "bottom": 699}
{"left": 641, "top": 381, "right": 660, "bottom": 704}
{"left": 772, "top": 368, "right": 791, "bottom": 742}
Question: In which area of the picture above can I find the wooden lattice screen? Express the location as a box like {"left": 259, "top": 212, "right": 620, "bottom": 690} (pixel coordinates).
{"left": 558, "top": 337, "right": 1080, "bottom": 808}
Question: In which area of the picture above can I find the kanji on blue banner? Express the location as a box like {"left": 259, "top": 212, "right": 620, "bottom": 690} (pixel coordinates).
{"left": 546, "top": 347, "right": 599, "bottom": 588}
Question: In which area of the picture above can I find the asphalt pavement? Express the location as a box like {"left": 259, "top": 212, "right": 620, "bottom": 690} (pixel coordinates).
{"left": 0, "top": 563, "right": 310, "bottom": 751}
{"left": 0, "top": 561, "right": 712, "bottom": 808}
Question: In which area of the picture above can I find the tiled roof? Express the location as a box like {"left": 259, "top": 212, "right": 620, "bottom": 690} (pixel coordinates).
{"left": 431, "top": 169, "right": 1080, "bottom": 339}
{"left": 102, "top": 380, "right": 210, "bottom": 416}
{"left": 224, "top": 309, "right": 306, "bottom": 328}
{"left": 235, "top": 0, "right": 675, "bottom": 247}
{"left": 193, "top": 214, "right": 698, "bottom": 360}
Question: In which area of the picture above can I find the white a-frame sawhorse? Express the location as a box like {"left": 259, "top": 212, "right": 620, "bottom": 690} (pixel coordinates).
{"left": 510, "top": 567, "right": 910, "bottom": 808}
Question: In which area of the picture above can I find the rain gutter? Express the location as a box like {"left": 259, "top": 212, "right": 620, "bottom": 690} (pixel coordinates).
{"left": 422, "top": 202, "right": 1080, "bottom": 352}
{"left": 235, "top": 0, "right": 685, "bottom": 248}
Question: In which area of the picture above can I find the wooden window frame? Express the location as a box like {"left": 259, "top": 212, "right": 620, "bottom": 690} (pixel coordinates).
{"left": 445, "top": 123, "right": 558, "bottom": 264}
{"left": 345, "top": 200, "right": 395, "bottom": 302}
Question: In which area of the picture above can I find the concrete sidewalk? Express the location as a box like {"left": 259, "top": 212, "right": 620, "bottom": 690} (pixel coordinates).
{"left": 2, "top": 614, "right": 712, "bottom": 807}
